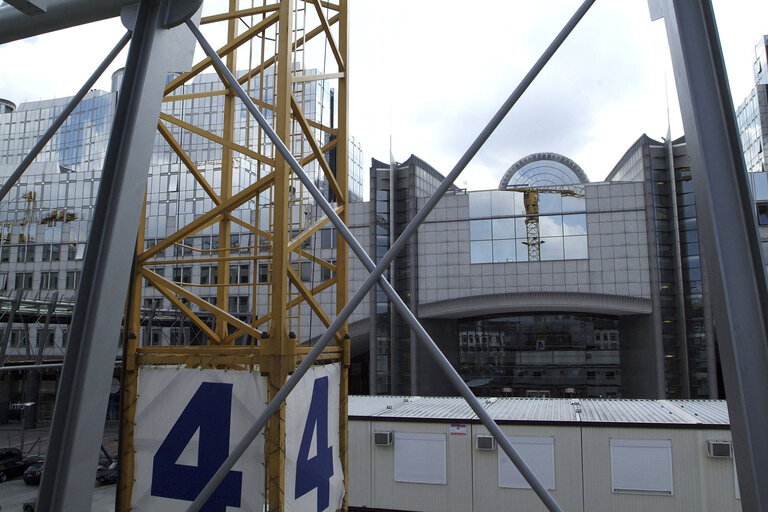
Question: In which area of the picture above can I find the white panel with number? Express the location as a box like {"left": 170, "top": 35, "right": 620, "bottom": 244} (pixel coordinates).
{"left": 285, "top": 363, "right": 345, "bottom": 512}
{"left": 131, "top": 366, "right": 267, "bottom": 511}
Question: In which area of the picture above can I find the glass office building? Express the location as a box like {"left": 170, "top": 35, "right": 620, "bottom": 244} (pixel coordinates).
{"left": 351, "top": 140, "right": 741, "bottom": 400}
{"left": 736, "top": 35, "right": 767, "bottom": 175}
{"left": 0, "top": 70, "right": 364, "bottom": 420}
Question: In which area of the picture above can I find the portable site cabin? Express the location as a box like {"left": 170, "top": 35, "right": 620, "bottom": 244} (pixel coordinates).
{"left": 348, "top": 396, "right": 739, "bottom": 512}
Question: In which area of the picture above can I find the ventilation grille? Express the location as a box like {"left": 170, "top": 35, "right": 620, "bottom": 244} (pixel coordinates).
{"left": 374, "top": 431, "right": 393, "bottom": 446}
{"left": 476, "top": 435, "right": 496, "bottom": 451}
{"left": 707, "top": 440, "right": 732, "bottom": 458}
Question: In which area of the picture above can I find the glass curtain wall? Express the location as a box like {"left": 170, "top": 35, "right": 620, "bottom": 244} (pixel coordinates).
{"left": 457, "top": 313, "right": 621, "bottom": 398}
{"left": 469, "top": 189, "right": 587, "bottom": 263}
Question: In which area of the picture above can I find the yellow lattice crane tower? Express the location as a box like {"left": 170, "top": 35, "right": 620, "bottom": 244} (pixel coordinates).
{"left": 506, "top": 185, "right": 585, "bottom": 261}
{"left": 118, "top": 2, "right": 350, "bottom": 511}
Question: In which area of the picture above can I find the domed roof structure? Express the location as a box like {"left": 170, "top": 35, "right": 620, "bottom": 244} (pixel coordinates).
{"left": 498, "top": 152, "right": 589, "bottom": 189}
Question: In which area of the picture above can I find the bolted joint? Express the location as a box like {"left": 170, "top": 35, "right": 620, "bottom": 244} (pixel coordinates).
{"left": 162, "top": 0, "right": 203, "bottom": 28}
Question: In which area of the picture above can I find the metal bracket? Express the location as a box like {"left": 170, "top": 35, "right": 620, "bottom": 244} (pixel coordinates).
{"left": 162, "top": 0, "right": 202, "bottom": 28}
{"left": 3, "top": 0, "right": 47, "bottom": 16}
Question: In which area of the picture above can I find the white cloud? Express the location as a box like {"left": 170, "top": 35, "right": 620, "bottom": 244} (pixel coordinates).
{"left": 0, "top": 0, "right": 765, "bottom": 192}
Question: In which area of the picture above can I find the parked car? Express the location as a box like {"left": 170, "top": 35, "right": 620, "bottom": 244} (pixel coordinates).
{"left": 22, "top": 498, "right": 35, "bottom": 512}
{"left": 0, "top": 448, "right": 29, "bottom": 482}
{"left": 23, "top": 464, "right": 43, "bottom": 485}
{"left": 96, "top": 460, "right": 118, "bottom": 485}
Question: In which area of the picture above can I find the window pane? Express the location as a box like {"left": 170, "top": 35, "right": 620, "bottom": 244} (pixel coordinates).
{"left": 753, "top": 172, "right": 768, "bottom": 201}
{"left": 562, "top": 194, "right": 585, "bottom": 212}
{"left": 538, "top": 193, "right": 562, "bottom": 214}
{"left": 394, "top": 433, "right": 446, "bottom": 485}
{"left": 498, "top": 437, "right": 555, "bottom": 490}
{"left": 470, "top": 220, "right": 492, "bottom": 241}
{"left": 757, "top": 203, "right": 768, "bottom": 225}
{"left": 610, "top": 439, "right": 673, "bottom": 495}
{"left": 493, "top": 239, "right": 517, "bottom": 263}
{"left": 490, "top": 191, "right": 517, "bottom": 216}
{"left": 539, "top": 215, "right": 563, "bottom": 237}
{"left": 562, "top": 214, "right": 587, "bottom": 235}
{"left": 469, "top": 191, "right": 491, "bottom": 218}
{"left": 540, "top": 237, "right": 564, "bottom": 261}
{"left": 516, "top": 239, "right": 531, "bottom": 261}
{"left": 492, "top": 218, "right": 516, "bottom": 240}
{"left": 470, "top": 241, "right": 493, "bottom": 263}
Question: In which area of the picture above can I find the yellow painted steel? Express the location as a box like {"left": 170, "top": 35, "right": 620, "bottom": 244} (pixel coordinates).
{"left": 118, "top": 1, "right": 350, "bottom": 510}
{"left": 336, "top": 4, "right": 350, "bottom": 509}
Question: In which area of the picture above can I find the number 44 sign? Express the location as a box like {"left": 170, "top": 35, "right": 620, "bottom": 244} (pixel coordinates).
{"left": 131, "top": 367, "right": 268, "bottom": 511}
{"left": 285, "top": 364, "right": 345, "bottom": 512}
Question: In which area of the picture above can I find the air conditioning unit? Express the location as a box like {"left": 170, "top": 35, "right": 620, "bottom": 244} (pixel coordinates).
{"left": 476, "top": 435, "right": 496, "bottom": 451}
{"left": 374, "top": 431, "right": 393, "bottom": 447}
{"left": 707, "top": 440, "right": 732, "bottom": 458}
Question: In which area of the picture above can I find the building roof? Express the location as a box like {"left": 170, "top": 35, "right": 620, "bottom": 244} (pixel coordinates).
{"left": 498, "top": 153, "right": 589, "bottom": 189}
{"left": 349, "top": 396, "right": 730, "bottom": 428}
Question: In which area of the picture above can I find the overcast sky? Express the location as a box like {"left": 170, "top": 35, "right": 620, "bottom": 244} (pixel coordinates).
{"left": 0, "top": 0, "right": 766, "bottom": 191}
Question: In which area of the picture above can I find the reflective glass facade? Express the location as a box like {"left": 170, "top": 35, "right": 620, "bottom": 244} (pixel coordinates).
{"left": 457, "top": 314, "right": 621, "bottom": 398}
{"left": 468, "top": 189, "right": 587, "bottom": 263}
{"left": 0, "top": 70, "right": 363, "bottom": 353}
{"left": 649, "top": 161, "right": 709, "bottom": 398}
{"left": 736, "top": 36, "right": 767, "bottom": 175}
{"left": 373, "top": 186, "right": 391, "bottom": 393}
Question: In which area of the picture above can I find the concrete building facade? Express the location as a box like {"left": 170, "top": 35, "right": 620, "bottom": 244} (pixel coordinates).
{"left": 347, "top": 132, "right": 765, "bottom": 400}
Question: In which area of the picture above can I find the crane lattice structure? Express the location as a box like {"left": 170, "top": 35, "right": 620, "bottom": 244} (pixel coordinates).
{"left": 118, "top": 2, "right": 350, "bottom": 510}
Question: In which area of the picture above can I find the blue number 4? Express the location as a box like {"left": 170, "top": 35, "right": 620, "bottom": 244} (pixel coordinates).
{"left": 151, "top": 382, "right": 242, "bottom": 512}
{"left": 295, "top": 376, "right": 334, "bottom": 512}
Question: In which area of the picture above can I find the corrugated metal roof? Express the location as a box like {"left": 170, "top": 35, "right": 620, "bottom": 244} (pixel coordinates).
{"left": 578, "top": 399, "right": 693, "bottom": 424}
{"left": 660, "top": 400, "right": 730, "bottom": 425}
{"left": 347, "top": 396, "right": 416, "bottom": 417}
{"left": 484, "top": 398, "right": 578, "bottom": 423}
{"left": 348, "top": 396, "right": 730, "bottom": 427}
{"left": 375, "top": 397, "right": 477, "bottom": 420}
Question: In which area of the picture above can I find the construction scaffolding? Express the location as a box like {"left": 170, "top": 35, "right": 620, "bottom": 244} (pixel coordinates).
{"left": 118, "top": 1, "right": 350, "bottom": 510}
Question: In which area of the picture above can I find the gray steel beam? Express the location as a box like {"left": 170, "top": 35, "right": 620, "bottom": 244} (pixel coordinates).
{"left": 0, "top": 288, "right": 24, "bottom": 366}
{"left": 35, "top": 292, "right": 58, "bottom": 366}
{"left": 185, "top": 0, "right": 596, "bottom": 508}
{"left": 652, "top": 1, "right": 768, "bottom": 509}
{"left": 35, "top": 1, "right": 198, "bottom": 510}
{"left": 0, "top": 0, "right": 136, "bottom": 44}
{"left": 0, "top": 32, "right": 131, "bottom": 203}
{"left": 663, "top": 134, "right": 691, "bottom": 397}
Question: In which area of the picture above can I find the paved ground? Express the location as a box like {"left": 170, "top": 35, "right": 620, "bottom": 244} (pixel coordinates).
{"left": 0, "top": 478, "right": 117, "bottom": 511}
{"left": 0, "top": 421, "right": 119, "bottom": 458}
{"left": 0, "top": 421, "right": 120, "bottom": 511}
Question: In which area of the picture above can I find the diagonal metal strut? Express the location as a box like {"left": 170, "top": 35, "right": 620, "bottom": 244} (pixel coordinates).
{"left": 185, "top": 1, "right": 596, "bottom": 510}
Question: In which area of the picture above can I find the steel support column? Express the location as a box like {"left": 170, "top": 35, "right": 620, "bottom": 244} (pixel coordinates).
{"left": 651, "top": 0, "right": 768, "bottom": 509}
{"left": 35, "top": 293, "right": 57, "bottom": 366}
{"left": 336, "top": 2, "right": 351, "bottom": 507}
{"left": 24, "top": 292, "right": 58, "bottom": 429}
{"left": 263, "top": 1, "right": 295, "bottom": 508}
{"left": 36, "top": 1, "right": 198, "bottom": 510}
{"left": 0, "top": 288, "right": 24, "bottom": 366}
